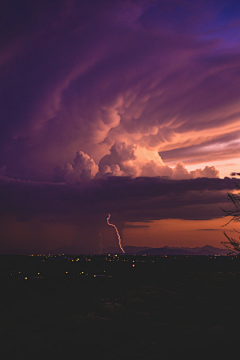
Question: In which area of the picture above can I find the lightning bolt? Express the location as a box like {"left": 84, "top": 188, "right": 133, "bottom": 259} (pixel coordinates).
{"left": 107, "top": 214, "right": 125, "bottom": 254}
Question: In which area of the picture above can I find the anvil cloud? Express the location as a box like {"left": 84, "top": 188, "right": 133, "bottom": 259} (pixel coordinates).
{"left": 0, "top": 0, "right": 239, "bottom": 253}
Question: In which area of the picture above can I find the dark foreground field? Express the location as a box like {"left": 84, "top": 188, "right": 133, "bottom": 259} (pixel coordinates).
{"left": 1, "top": 254, "right": 240, "bottom": 359}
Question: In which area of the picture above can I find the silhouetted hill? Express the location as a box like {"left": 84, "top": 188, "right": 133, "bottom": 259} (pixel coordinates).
{"left": 123, "top": 246, "right": 152, "bottom": 254}
{"left": 49, "top": 245, "right": 86, "bottom": 255}
{"left": 136, "top": 245, "right": 229, "bottom": 255}
{"left": 0, "top": 244, "right": 230, "bottom": 256}
{"left": 0, "top": 248, "right": 30, "bottom": 255}
{"left": 101, "top": 245, "right": 230, "bottom": 255}
{"left": 136, "top": 247, "right": 195, "bottom": 255}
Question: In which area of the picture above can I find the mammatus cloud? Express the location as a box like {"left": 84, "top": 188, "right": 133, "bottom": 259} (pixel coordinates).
{"left": 0, "top": 1, "right": 240, "bottom": 181}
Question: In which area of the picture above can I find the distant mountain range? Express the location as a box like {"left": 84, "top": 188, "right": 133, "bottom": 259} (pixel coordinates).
{"left": 104, "top": 245, "right": 231, "bottom": 256}
{"left": 0, "top": 245, "right": 231, "bottom": 256}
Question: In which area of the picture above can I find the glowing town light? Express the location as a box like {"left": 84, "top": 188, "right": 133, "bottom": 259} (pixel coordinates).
{"left": 107, "top": 214, "right": 125, "bottom": 254}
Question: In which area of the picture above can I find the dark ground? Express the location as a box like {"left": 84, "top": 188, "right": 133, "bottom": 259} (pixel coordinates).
{"left": 1, "top": 254, "right": 240, "bottom": 359}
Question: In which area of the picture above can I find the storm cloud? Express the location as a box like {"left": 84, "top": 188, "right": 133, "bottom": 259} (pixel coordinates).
{"left": 0, "top": 0, "right": 240, "bottom": 253}
{"left": 0, "top": 0, "right": 240, "bottom": 181}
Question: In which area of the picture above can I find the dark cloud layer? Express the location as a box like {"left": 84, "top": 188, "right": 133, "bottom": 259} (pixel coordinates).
{"left": 0, "top": 174, "right": 238, "bottom": 253}
{"left": 0, "top": 175, "right": 237, "bottom": 221}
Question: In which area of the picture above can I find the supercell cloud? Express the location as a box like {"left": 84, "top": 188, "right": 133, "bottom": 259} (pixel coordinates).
{"left": 0, "top": 0, "right": 239, "bottom": 252}
{"left": 1, "top": 0, "right": 240, "bottom": 181}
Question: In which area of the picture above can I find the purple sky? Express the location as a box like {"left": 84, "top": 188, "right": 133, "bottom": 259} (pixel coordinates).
{"left": 0, "top": 0, "right": 240, "bottom": 253}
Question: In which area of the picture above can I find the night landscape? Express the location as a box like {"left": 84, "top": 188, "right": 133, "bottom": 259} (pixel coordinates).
{"left": 1, "top": 0, "right": 240, "bottom": 358}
